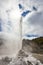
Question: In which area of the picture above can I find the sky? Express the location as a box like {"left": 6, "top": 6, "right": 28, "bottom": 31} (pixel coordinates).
{"left": 0, "top": 0, "right": 43, "bottom": 39}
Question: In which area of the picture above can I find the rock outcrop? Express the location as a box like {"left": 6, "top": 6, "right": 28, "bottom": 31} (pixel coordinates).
{"left": 22, "top": 37, "right": 43, "bottom": 63}
{"left": 22, "top": 37, "right": 43, "bottom": 53}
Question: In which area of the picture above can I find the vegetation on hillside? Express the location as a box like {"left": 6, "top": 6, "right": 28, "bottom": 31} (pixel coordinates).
{"left": 32, "top": 37, "right": 43, "bottom": 49}
{"left": 32, "top": 37, "right": 43, "bottom": 44}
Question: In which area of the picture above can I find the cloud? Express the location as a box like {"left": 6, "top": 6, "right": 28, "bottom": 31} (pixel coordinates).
{"left": 0, "top": 0, "right": 21, "bottom": 40}
{"left": 23, "top": 10, "right": 43, "bottom": 36}
{"left": 21, "top": 0, "right": 43, "bottom": 38}
{"left": 0, "top": 0, "right": 43, "bottom": 39}
{"left": 25, "top": 34, "right": 38, "bottom": 37}
{"left": 23, "top": 34, "right": 39, "bottom": 40}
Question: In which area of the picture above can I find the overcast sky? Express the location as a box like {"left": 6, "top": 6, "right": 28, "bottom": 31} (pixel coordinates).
{"left": 0, "top": 0, "right": 43, "bottom": 39}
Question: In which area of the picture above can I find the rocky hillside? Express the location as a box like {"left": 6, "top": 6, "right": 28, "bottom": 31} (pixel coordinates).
{"left": 22, "top": 37, "right": 43, "bottom": 63}
{"left": 22, "top": 37, "right": 43, "bottom": 53}
{"left": 32, "top": 37, "right": 43, "bottom": 53}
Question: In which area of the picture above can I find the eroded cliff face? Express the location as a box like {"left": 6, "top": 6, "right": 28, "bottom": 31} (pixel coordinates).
{"left": 22, "top": 37, "right": 43, "bottom": 63}
{"left": 22, "top": 39, "right": 38, "bottom": 53}
{"left": 22, "top": 37, "right": 43, "bottom": 53}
